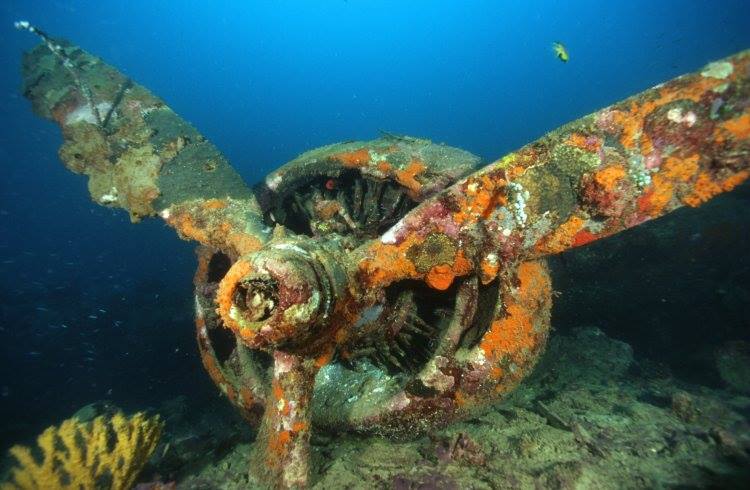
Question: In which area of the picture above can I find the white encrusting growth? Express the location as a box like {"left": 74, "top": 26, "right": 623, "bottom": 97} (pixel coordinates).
{"left": 701, "top": 61, "right": 734, "bottom": 80}
{"left": 368, "top": 150, "right": 388, "bottom": 163}
{"left": 667, "top": 107, "right": 697, "bottom": 127}
{"left": 273, "top": 242, "right": 311, "bottom": 257}
{"left": 99, "top": 186, "right": 118, "bottom": 204}
{"left": 66, "top": 102, "right": 114, "bottom": 126}
{"left": 507, "top": 181, "right": 529, "bottom": 227}
{"left": 381, "top": 220, "right": 405, "bottom": 244}
{"left": 194, "top": 295, "right": 208, "bottom": 337}
{"left": 266, "top": 173, "right": 283, "bottom": 191}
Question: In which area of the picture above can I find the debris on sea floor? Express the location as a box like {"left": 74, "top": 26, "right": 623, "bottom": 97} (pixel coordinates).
{"left": 155, "top": 327, "right": 750, "bottom": 489}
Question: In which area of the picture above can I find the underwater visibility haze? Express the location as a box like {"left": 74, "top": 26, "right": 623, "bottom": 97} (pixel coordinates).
{"left": 1, "top": 1, "right": 750, "bottom": 488}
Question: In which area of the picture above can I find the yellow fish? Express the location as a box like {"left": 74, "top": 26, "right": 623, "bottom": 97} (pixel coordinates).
{"left": 552, "top": 41, "right": 569, "bottom": 62}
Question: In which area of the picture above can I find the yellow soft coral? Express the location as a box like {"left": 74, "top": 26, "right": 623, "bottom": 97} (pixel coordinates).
{"left": 1, "top": 411, "right": 163, "bottom": 490}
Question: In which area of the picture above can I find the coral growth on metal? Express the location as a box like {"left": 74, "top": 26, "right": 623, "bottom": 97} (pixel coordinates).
{"left": 18, "top": 22, "right": 750, "bottom": 488}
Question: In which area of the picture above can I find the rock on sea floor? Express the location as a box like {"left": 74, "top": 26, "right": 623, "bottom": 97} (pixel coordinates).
{"left": 168, "top": 326, "right": 750, "bottom": 489}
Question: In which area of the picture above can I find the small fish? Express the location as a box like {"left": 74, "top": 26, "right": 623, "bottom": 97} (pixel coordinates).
{"left": 27, "top": 351, "right": 41, "bottom": 356}
{"left": 35, "top": 306, "right": 49, "bottom": 312}
{"left": 552, "top": 41, "right": 569, "bottom": 62}
{"left": 88, "top": 314, "right": 98, "bottom": 319}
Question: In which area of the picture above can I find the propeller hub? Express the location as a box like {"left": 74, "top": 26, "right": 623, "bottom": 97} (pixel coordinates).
{"left": 216, "top": 239, "right": 349, "bottom": 353}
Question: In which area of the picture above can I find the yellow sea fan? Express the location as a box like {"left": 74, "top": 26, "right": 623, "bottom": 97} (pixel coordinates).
{"left": 1, "top": 411, "right": 164, "bottom": 490}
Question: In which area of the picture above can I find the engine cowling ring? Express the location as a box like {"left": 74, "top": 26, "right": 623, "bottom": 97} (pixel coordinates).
{"left": 191, "top": 137, "right": 550, "bottom": 435}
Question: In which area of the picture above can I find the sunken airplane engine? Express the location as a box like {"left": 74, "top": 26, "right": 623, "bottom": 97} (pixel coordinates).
{"left": 17, "top": 23, "right": 750, "bottom": 489}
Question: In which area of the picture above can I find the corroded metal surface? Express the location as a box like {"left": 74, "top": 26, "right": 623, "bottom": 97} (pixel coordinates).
{"left": 253, "top": 136, "right": 479, "bottom": 241}
{"left": 251, "top": 350, "right": 319, "bottom": 488}
{"left": 20, "top": 29, "right": 267, "bottom": 258}
{"left": 18, "top": 23, "right": 750, "bottom": 488}
{"left": 357, "top": 52, "right": 750, "bottom": 291}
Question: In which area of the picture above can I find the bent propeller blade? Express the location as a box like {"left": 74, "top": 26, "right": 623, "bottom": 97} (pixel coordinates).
{"left": 18, "top": 22, "right": 269, "bottom": 256}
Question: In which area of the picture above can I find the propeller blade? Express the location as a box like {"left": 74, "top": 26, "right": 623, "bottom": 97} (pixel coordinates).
{"left": 19, "top": 23, "right": 269, "bottom": 255}
{"left": 356, "top": 50, "right": 750, "bottom": 291}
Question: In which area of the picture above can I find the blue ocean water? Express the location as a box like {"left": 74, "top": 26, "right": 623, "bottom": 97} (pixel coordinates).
{"left": 0, "top": 0, "right": 749, "bottom": 453}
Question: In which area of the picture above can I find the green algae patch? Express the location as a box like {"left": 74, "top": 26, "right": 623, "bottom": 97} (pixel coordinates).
{"left": 406, "top": 233, "right": 458, "bottom": 274}
{"left": 515, "top": 162, "right": 578, "bottom": 228}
